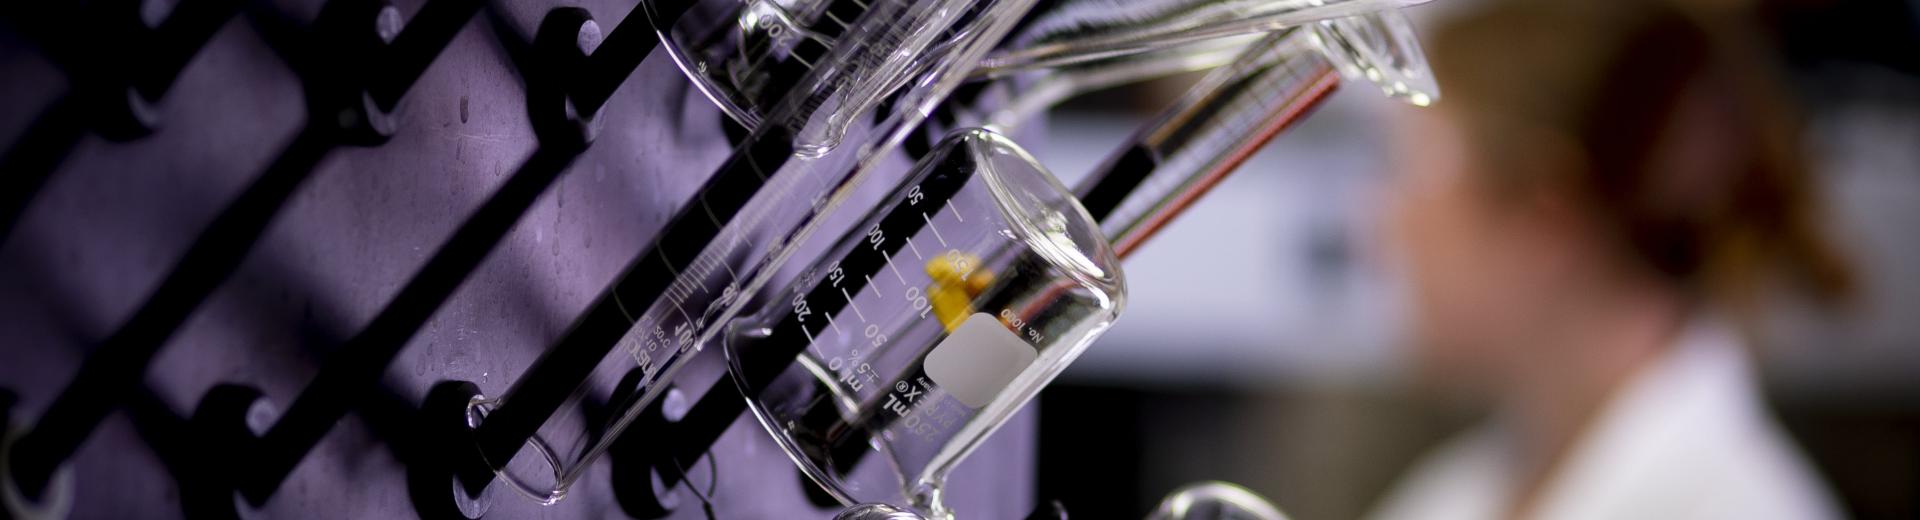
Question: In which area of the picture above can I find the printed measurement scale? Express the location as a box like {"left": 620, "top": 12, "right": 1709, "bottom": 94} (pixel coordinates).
{"left": 466, "top": 0, "right": 1437, "bottom": 509}
{"left": 721, "top": 13, "right": 1440, "bottom": 514}
{"left": 463, "top": 0, "right": 1045, "bottom": 503}
{"left": 727, "top": 129, "right": 1124, "bottom": 518}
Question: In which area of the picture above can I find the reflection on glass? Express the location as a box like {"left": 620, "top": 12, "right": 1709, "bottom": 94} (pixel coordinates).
{"left": 1077, "top": 10, "right": 1436, "bottom": 257}
{"left": 727, "top": 129, "right": 1124, "bottom": 519}
{"left": 466, "top": 0, "right": 1044, "bottom": 505}
{"left": 980, "top": 0, "right": 1432, "bottom": 74}
{"left": 1148, "top": 482, "right": 1291, "bottom": 520}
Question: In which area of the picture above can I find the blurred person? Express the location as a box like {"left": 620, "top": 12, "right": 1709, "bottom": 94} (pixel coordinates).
{"left": 1368, "top": 1, "right": 1855, "bottom": 519}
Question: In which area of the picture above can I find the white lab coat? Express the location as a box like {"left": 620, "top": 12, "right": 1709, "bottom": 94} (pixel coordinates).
{"left": 1367, "top": 321, "right": 1844, "bottom": 520}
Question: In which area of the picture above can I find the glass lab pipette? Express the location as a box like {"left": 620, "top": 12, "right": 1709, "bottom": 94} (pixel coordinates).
{"left": 1080, "top": 10, "right": 1436, "bottom": 256}
{"left": 978, "top": 0, "right": 1432, "bottom": 76}
{"left": 970, "top": 34, "right": 1261, "bottom": 132}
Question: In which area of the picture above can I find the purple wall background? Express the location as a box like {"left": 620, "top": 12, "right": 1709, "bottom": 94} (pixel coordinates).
{"left": 0, "top": 0, "right": 1037, "bottom": 517}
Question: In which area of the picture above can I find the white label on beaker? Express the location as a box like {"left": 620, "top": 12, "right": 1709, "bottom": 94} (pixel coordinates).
{"left": 925, "top": 312, "right": 1037, "bottom": 408}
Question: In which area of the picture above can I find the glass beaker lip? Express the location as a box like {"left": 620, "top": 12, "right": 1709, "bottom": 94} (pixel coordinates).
{"left": 1310, "top": 9, "right": 1439, "bottom": 107}
{"left": 956, "top": 128, "right": 1126, "bottom": 299}
{"left": 650, "top": 27, "right": 764, "bottom": 129}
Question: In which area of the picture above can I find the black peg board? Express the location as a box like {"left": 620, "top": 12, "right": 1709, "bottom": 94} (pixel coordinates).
{"left": 0, "top": 0, "right": 1037, "bottom": 518}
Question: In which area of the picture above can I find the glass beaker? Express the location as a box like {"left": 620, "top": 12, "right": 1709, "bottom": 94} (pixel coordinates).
{"left": 459, "top": 0, "right": 1043, "bottom": 505}
{"left": 725, "top": 128, "right": 1124, "bottom": 518}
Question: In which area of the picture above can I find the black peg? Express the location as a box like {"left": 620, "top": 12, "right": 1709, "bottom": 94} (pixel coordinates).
{"left": 147, "top": 2, "right": 654, "bottom": 513}
{"left": 4, "top": 128, "right": 330, "bottom": 502}
{"left": 180, "top": 385, "right": 267, "bottom": 520}
{"left": 0, "top": 0, "right": 246, "bottom": 244}
{"left": 607, "top": 369, "right": 688, "bottom": 519}
{"left": 1026, "top": 499, "right": 1070, "bottom": 520}
{"left": 3, "top": 0, "right": 471, "bottom": 501}
{"left": 408, "top": 381, "right": 493, "bottom": 520}
{"left": 420, "top": 0, "right": 887, "bottom": 494}
{"left": 527, "top": 7, "right": 605, "bottom": 147}
{"left": 564, "top": 0, "right": 678, "bottom": 117}
{"left": 158, "top": 4, "right": 620, "bottom": 516}
{"left": 74, "top": 0, "right": 166, "bottom": 141}
{"left": 0, "top": 99, "right": 89, "bottom": 246}
{"left": 302, "top": 0, "right": 406, "bottom": 145}
{"left": 456, "top": 125, "right": 796, "bottom": 498}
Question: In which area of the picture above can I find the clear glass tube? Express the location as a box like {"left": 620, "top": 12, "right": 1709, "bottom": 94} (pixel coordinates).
{"left": 1076, "top": 10, "right": 1437, "bottom": 256}
{"left": 970, "top": 33, "right": 1261, "bottom": 132}
{"left": 979, "top": 0, "right": 1432, "bottom": 75}
{"left": 464, "top": 0, "right": 1044, "bottom": 504}
{"left": 725, "top": 128, "right": 1125, "bottom": 519}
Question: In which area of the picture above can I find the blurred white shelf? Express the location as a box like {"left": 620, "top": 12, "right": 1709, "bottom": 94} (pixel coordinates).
{"left": 1036, "top": 79, "right": 1920, "bottom": 395}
